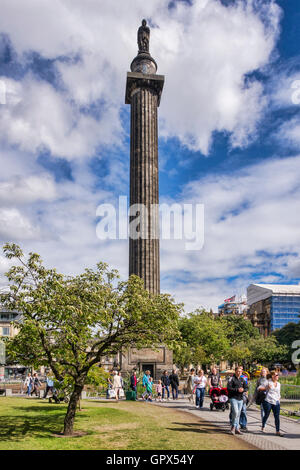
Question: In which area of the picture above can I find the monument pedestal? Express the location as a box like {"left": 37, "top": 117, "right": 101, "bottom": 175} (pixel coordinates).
{"left": 120, "top": 346, "right": 173, "bottom": 380}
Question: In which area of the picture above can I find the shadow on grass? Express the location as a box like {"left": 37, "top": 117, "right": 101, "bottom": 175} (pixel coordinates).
{"left": 167, "top": 421, "right": 230, "bottom": 435}
{"left": 0, "top": 404, "right": 88, "bottom": 441}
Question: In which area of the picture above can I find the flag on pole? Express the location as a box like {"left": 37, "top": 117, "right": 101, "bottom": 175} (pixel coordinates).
{"left": 224, "top": 295, "right": 236, "bottom": 303}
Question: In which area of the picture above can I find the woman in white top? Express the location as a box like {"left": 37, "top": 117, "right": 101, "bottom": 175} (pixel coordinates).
{"left": 193, "top": 370, "right": 207, "bottom": 409}
{"left": 112, "top": 371, "right": 122, "bottom": 401}
{"left": 261, "top": 371, "right": 284, "bottom": 436}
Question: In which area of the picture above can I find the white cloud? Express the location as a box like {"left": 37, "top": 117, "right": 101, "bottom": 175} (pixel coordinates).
{"left": 276, "top": 116, "right": 300, "bottom": 149}
{"left": 0, "top": 0, "right": 294, "bottom": 313}
{"left": 160, "top": 154, "right": 300, "bottom": 309}
{"left": 0, "top": 207, "right": 39, "bottom": 240}
{"left": 0, "top": 174, "right": 56, "bottom": 205}
{"left": 0, "top": 76, "right": 123, "bottom": 159}
{"left": 270, "top": 68, "right": 300, "bottom": 109}
{"left": 157, "top": 0, "right": 281, "bottom": 153}
{"left": 0, "top": 0, "right": 281, "bottom": 157}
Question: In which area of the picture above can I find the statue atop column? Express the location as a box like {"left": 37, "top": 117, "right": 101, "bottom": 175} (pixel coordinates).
{"left": 138, "top": 19, "right": 150, "bottom": 53}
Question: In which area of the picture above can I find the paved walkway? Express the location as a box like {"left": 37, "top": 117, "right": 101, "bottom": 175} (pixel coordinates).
{"left": 152, "top": 399, "right": 300, "bottom": 450}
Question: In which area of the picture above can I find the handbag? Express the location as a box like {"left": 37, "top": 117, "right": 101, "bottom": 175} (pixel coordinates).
{"left": 119, "top": 388, "right": 125, "bottom": 398}
{"left": 108, "top": 389, "right": 116, "bottom": 398}
{"left": 255, "top": 390, "right": 266, "bottom": 405}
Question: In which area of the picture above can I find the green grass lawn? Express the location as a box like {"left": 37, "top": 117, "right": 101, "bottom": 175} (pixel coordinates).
{"left": 0, "top": 397, "right": 256, "bottom": 450}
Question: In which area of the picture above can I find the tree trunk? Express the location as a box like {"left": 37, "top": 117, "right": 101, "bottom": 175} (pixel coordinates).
{"left": 63, "top": 383, "right": 84, "bottom": 435}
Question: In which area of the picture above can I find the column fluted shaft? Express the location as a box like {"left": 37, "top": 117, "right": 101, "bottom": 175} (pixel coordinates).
{"left": 129, "top": 86, "right": 160, "bottom": 294}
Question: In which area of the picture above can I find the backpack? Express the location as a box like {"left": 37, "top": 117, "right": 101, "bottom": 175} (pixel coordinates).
{"left": 255, "top": 390, "right": 266, "bottom": 405}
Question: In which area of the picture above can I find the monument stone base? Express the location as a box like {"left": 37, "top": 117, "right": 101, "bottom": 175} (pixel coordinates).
{"left": 120, "top": 346, "right": 173, "bottom": 380}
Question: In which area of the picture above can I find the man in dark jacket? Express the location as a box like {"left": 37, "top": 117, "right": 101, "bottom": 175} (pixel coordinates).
{"left": 169, "top": 369, "right": 180, "bottom": 400}
{"left": 161, "top": 370, "right": 170, "bottom": 400}
{"left": 227, "top": 366, "right": 248, "bottom": 435}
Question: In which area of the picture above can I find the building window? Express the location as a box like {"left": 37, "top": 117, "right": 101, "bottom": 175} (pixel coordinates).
{"left": 1, "top": 327, "right": 10, "bottom": 336}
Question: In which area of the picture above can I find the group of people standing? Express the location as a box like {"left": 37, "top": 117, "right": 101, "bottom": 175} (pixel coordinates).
{"left": 139, "top": 369, "right": 180, "bottom": 402}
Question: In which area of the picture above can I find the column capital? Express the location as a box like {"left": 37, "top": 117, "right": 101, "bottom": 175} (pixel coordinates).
{"left": 125, "top": 72, "right": 164, "bottom": 106}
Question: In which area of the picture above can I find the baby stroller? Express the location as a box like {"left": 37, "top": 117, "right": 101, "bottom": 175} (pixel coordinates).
{"left": 209, "top": 387, "right": 229, "bottom": 411}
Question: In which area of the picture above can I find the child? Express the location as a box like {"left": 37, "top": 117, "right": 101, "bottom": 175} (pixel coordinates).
{"left": 146, "top": 377, "right": 153, "bottom": 402}
{"left": 156, "top": 380, "right": 163, "bottom": 402}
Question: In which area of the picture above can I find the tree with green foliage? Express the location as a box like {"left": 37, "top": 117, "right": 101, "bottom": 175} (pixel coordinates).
{"left": 1, "top": 244, "right": 182, "bottom": 435}
{"left": 174, "top": 311, "right": 287, "bottom": 370}
{"left": 273, "top": 322, "right": 300, "bottom": 364}
{"left": 174, "top": 310, "right": 231, "bottom": 368}
{"left": 246, "top": 335, "right": 287, "bottom": 365}
{"left": 227, "top": 344, "right": 251, "bottom": 365}
{"left": 222, "top": 315, "right": 260, "bottom": 344}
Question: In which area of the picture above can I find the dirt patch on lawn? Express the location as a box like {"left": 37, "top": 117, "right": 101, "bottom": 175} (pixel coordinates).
{"left": 52, "top": 431, "right": 89, "bottom": 438}
{"left": 94, "top": 422, "right": 139, "bottom": 432}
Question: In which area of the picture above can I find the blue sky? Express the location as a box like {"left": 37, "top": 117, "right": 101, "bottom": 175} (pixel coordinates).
{"left": 0, "top": 0, "right": 300, "bottom": 311}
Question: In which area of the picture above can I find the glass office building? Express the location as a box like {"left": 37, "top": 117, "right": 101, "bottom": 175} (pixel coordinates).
{"left": 247, "top": 284, "right": 300, "bottom": 335}
{"left": 271, "top": 295, "right": 300, "bottom": 330}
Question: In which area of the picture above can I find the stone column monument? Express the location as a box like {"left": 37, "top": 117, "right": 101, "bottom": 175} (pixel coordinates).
{"left": 125, "top": 19, "right": 164, "bottom": 294}
{"left": 122, "top": 20, "right": 173, "bottom": 379}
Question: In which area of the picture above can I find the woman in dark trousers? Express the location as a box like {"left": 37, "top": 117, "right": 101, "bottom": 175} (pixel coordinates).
{"left": 161, "top": 370, "right": 171, "bottom": 400}
{"left": 260, "top": 371, "right": 284, "bottom": 436}
{"left": 130, "top": 371, "right": 138, "bottom": 400}
{"left": 169, "top": 369, "right": 180, "bottom": 400}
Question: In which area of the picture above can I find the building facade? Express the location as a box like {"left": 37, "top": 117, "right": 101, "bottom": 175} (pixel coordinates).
{"left": 0, "top": 309, "right": 23, "bottom": 380}
{"left": 247, "top": 283, "right": 300, "bottom": 336}
{"left": 218, "top": 295, "right": 248, "bottom": 316}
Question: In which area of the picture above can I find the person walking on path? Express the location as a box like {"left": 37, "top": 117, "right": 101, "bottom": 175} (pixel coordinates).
{"left": 156, "top": 380, "right": 163, "bottom": 402}
{"left": 118, "top": 371, "right": 124, "bottom": 388}
{"left": 254, "top": 367, "right": 269, "bottom": 421}
{"left": 194, "top": 369, "right": 207, "bottom": 409}
{"left": 228, "top": 366, "right": 248, "bottom": 435}
{"left": 118, "top": 372, "right": 125, "bottom": 399}
{"left": 130, "top": 370, "right": 138, "bottom": 399}
{"left": 24, "top": 373, "right": 33, "bottom": 397}
{"left": 43, "top": 373, "right": 54, "bottom": 399}
{"left": 31, "top": 373, "right": 42, "bottom": 397}
{"left": 186, "top": 368, "right": 196, "bottom": 403}
{"left": 239, "top": 366, "right": 249, "bottom": 432}
{"left": 146, "top": 376, "right": 153, "bottom": 402}
{"left": 106, "top": 371, "right": 113, "bottom": 399}
{"left": 169, "top": 369, "right": 180, "bottom": 400}
{"left": 208, "top": 367, "right": 222, "bottom": 389}
{"left": 142, "top": 370, "right": 152, "bottom": 401}
{"left": 112, "top": 370, "right": 122, "bottom": 401}
{"left": 161, "top": 370, "right": 171, "bottom": 401}
{"left": 260, "top": 371, "right": 284, "bottom": 436}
